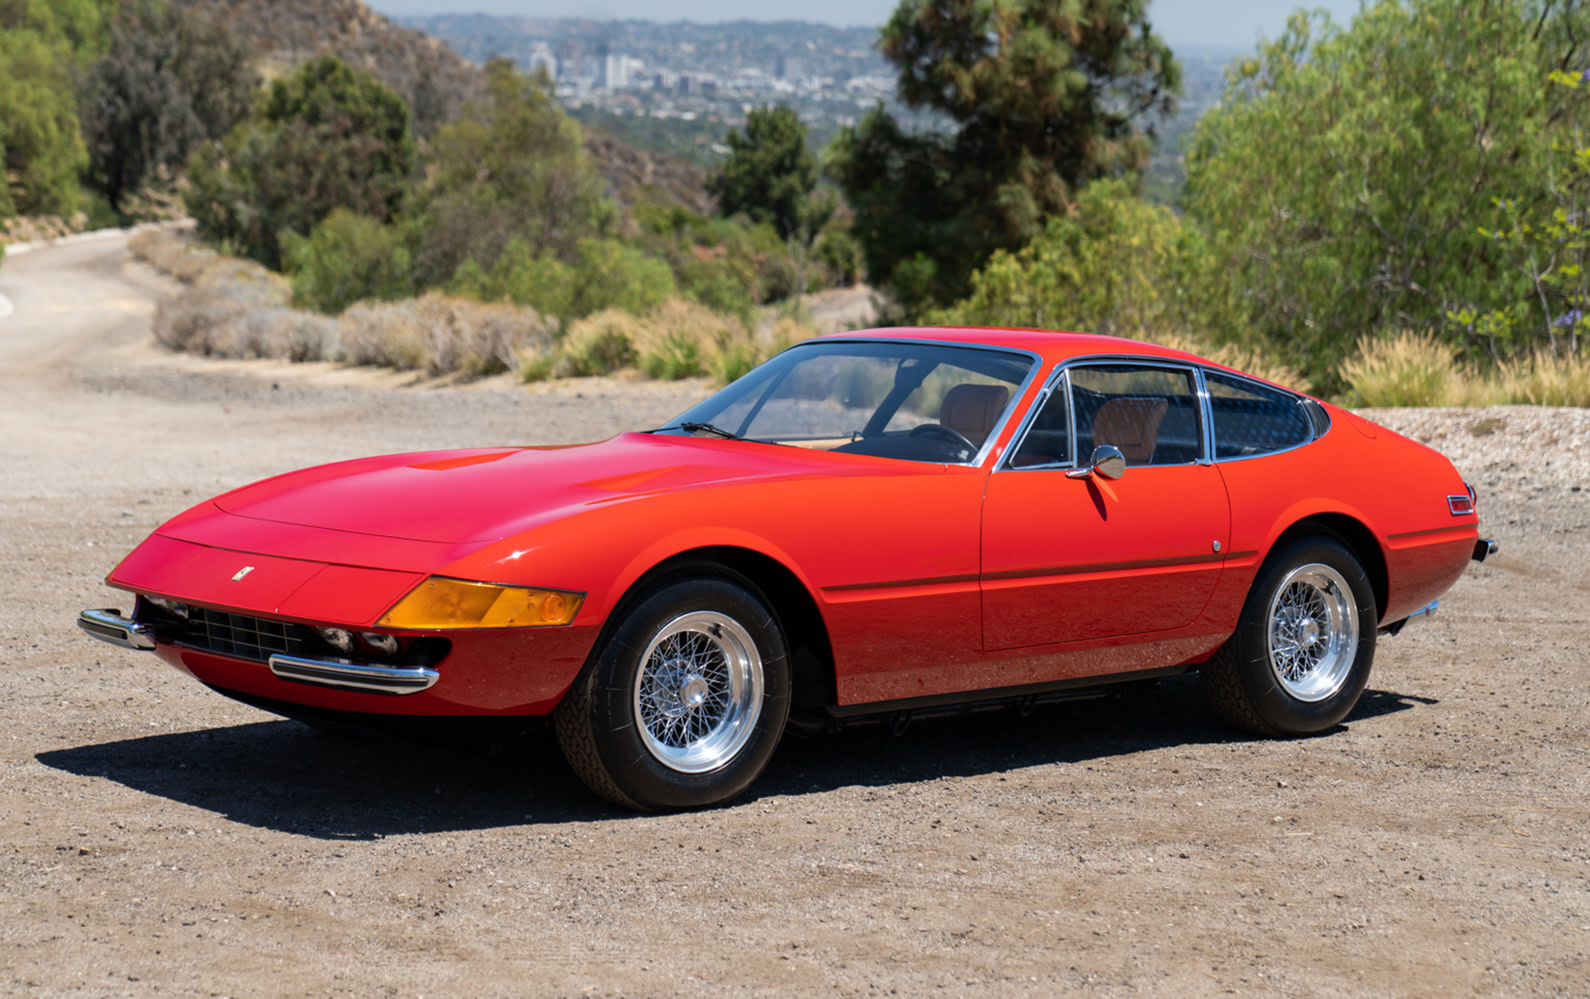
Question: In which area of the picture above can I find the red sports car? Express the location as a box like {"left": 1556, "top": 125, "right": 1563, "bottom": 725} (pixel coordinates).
{"left": 80, "top": 328, "right": 1492, "bottom": 810}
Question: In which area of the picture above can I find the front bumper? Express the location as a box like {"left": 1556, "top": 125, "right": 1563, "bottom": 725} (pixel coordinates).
{"left": 78, "top": 599, "right": 597, "bottom": 716}
{"left": 78, "top": 608, "right": 159, "bottom": 651}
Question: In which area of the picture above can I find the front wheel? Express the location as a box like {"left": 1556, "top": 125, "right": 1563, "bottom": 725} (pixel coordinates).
{"left": 1200, "top": 535, "right": 1377, "bottom": 737}
{"left": 554, "top": 575, "right": 791, "bottom": 810}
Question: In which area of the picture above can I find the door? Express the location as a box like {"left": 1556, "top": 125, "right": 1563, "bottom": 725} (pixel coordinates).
{"left": 981, "top": 363, "right": 1231, "bottom": 652}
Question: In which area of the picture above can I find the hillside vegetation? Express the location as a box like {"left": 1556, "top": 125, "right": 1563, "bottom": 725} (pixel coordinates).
{"left": 5, "top": 0, "right": 1590, "bottom": 406}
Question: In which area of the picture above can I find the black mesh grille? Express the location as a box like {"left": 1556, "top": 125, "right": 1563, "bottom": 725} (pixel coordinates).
{"left": 181, "top": 607, "right": 311, "bottom": 662}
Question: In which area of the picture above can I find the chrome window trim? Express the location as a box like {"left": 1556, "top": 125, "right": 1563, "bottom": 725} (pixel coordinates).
{"left": 751, "top": 336, "right": 1045, "bottom": 469}
{"left": 997, "top": 367, "right": 1076, "bottom": 472}
{"left": 1200, "top": 368, "right": 1329, "bottom": 465}
{"left": 1193, "top": 366, "right": 1215, "bottom": 466}
{"left": 999, "top": 355, "right": 1206, "bottom": 472}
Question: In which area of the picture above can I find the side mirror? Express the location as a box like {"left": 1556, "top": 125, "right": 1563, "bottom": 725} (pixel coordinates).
{"left": 1066, "top": 444, "right": 1126, "bottom": 481}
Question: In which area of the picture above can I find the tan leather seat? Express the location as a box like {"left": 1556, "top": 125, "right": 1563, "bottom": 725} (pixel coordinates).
{"left": 939, "top": 384, "right": 1010, "bottom": 447}
{"left": 1092, "top": 397, "right": 1169, "bottom": 463}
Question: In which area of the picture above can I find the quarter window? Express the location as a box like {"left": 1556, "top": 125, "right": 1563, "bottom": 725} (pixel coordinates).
{"left": 1206, "top": 371, "right": 1312, "bottom": 458}
{"left": 1008, "top": 376, "right": 1072, "bottom": 468}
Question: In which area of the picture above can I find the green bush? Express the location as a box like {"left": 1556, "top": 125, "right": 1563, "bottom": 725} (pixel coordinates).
{"left": 934, "top": 178, "right": 1250, "bottom": 345}
{"left": 453, "top": 236, "right": 676, "bottom": 322}
{"left": 185, "top": 55, "right": 416, "bottom": 270}
{"left": 283, "top": 209, "right": 412, "bottom": 314}
{"left": 1186, "top": 0, "right": 1590, "bottom": 385}
{"left": 567, "top": 238, "right": 676, "bottom": 319}
{"left": 0, "top": 29, "right": 87, "bottom": 215}
{"left": 410, "top": 59, "right": 612, "bottom": 290}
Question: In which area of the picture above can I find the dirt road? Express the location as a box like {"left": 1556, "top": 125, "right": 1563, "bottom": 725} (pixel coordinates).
{"left": 1, "top": 234, "right": 1586, "bottom": 997}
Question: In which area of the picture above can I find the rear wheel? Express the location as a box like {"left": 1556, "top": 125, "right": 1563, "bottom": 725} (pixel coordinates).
{"left": 1201, "top": 535, "right": 1377, "bottom": 737}
{"left": 555, "top": 575, "right": 790, "bottom": 810}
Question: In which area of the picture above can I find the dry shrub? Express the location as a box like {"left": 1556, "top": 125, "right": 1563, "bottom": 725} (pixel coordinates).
{"left": 416, "top": 295, "right": 555, "bottom": 376}
{"left": 256, "top": 309, "right": 340, "bottom": 362}
{"left": 631, "top": 298, "right": 748, "bottom": 381}
{"left": 152, "top": 264, "right": 295, "bottom": 356}
{"left": 1495, "top": 352, "right": 1590, "bottom": 407}
{"left": 1338, "top": 331, "right": 1494, "bottom": 407}
{"left": 336, "top": 299, "right": 427, "bottom": 370}
{"left": 129, "top": 227, "right": 231, "bottom": 285}
{"left": 545, "top": 309, "right": 644, "bottom": 379}
{"left": 340, "top": 294, "right": 555, "bottom": 375}
{"left": 529, "top": 299, "right": 817, "bottom": 385}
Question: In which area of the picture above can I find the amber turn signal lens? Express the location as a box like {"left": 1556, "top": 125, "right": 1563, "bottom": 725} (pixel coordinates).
{"left": 377, "top": 577, "right": 584, "bottom": 629}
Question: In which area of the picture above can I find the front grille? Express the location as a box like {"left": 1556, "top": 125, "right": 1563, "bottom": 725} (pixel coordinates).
{"left": 181, "top": 607, "right": 311, "bottom": 663}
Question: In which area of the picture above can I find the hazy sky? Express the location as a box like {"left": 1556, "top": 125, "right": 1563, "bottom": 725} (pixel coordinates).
{"left": 364, "top": 1, "right": 1366, "bottom": 48}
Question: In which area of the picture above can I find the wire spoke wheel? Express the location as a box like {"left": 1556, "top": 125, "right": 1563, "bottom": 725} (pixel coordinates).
{"left": 633, "top": 611, "right": 763, "bottom": 774}
{"left": 1265, "top": 563, "right": 1359, "bottom": 703}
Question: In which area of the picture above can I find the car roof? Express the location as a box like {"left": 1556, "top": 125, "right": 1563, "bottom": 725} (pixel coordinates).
{"left": 819, "top": 326, "right": 1207, "bottom": 367}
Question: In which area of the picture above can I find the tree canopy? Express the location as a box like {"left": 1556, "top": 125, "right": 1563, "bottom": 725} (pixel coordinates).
{"left": 708, "top": 105, "right": 822, "bottom": 242}
{"left": 1186, "top": 0, "right": 1590, "bottom": 383}
{"left": 829, "top": 0, "right": 1180, "bottom": 315}
{"left": 78, "top": 0, "right": 254, "bottom": 211}
{"left": 0, "top": 30, "right": 88, "bottom": 216}
{"left": 409, "top": 59, "right": 611, "bottom": 290}
{"left": 185, "top": 55, "right": 416, "bottom": 269}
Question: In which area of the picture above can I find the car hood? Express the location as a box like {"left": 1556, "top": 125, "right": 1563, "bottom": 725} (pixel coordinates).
{"left": 210, "top": 433, "right": 801, "bottom": 544}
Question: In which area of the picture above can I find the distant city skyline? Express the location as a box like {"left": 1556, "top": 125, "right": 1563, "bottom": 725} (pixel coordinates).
{"left": 365, "top": 0, "right": 1365, "bottom": 48}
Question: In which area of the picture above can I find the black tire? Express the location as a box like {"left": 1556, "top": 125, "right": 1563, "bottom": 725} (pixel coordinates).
{"left": 1200, "top": 535, "right": 1377, "bottom": 737}
{"left": 554, "top": 575, "right": 791, "bottom": 810}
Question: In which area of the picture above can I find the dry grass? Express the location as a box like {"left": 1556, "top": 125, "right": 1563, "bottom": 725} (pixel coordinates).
{"left": 528, "top": 298, "right": 818, "bottom": 385}
{"left": 1339, "top": 331, "right": 1590, "bottom": 407}
{"left": 1337, "top": 331, "right": 1490, "bottom": 407}
{"left": 1494, "top": 351, "right": 1590, "bottom": 407}
{"left": 1141, "top": 331, "right": 1311, "bottom": 393}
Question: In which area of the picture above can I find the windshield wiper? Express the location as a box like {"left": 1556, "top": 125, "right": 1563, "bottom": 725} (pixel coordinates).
{"left": 654, "top": 421, "right": 740, "bottom": 439}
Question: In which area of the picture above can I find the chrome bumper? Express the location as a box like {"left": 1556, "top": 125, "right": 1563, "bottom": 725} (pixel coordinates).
{"left": 268, "top": 654, "right": 439, "bottom": 695}
{"left": 78, "top": 608, "right": 158, "bottom": 651}
{"left": 1381, "top": 599, "right": 1438, "bottom": 637}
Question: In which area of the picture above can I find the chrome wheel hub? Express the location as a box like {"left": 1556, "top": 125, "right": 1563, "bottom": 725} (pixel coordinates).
{"left": 1266, "top": 564, "right": 1359, "bottom": 703}
{"left": 1298, "top": 619, "right": 1321, "bottom": 648}
{"left": 634, "top": 611, "right": 763, "bottom": 774}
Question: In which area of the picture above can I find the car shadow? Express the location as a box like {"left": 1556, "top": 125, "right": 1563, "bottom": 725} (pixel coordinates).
{"left": 35, "top": 677, "right": 1433, "bottom": 839}
{"left": 754, "top": 676, "right": 1433, "bottom": 800}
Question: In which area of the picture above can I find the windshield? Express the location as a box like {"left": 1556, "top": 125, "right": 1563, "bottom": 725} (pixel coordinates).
{"left": 657, "top": 339, "right": 1035, "bottom": 464}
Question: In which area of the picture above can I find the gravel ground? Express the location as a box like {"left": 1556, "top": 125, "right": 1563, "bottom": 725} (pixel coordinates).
{"left": 0, "top": 235, "right": 1586, "bottom": 997}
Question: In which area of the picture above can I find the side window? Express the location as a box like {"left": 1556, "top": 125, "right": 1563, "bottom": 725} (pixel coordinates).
{"left": 1009, "top": 376, "right": 1072, "bottom": 468}
{"left": 1071, "top": 365, "right": 1201, "bottom": 465}
{"left": 1206, "top": 371, "right": 1312, "bottom": 458}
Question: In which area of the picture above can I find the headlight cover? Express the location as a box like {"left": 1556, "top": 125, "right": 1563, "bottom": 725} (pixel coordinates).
{"left": 377, "top": 577, "right": 584, "bottom": 629}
